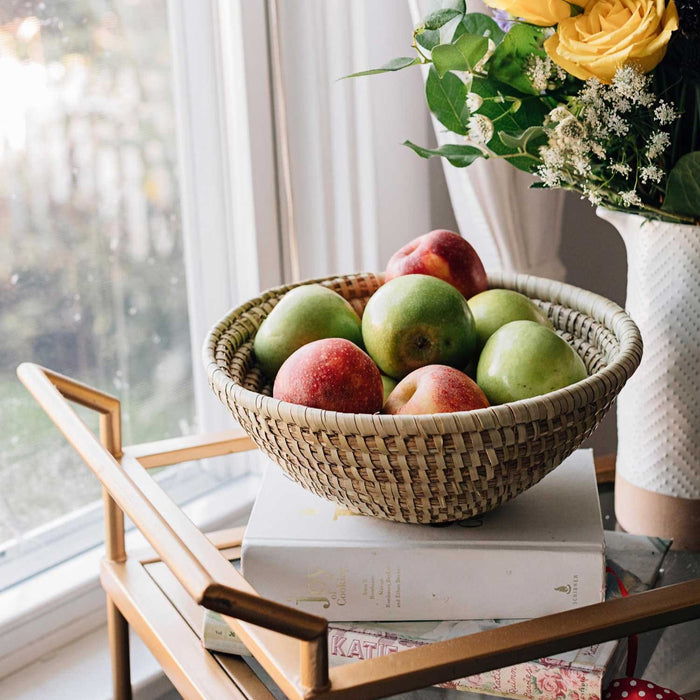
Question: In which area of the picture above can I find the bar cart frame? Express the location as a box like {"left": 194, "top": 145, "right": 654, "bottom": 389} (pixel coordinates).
{"left": 17, "top": 363, "right": 700, "bottom": 700}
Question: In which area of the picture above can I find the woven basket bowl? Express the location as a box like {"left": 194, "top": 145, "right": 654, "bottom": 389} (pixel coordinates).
{"left": 204, "top": 271, "right": 642, "bottom": 524}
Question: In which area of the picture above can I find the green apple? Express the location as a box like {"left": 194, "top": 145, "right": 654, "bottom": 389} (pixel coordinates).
{"left": 476, "top": 320, "right": 587, "bottom": 405}
{"left": 380, "top": 374, "right": 398, "bottom": 404}
{"left": 254, "top": 284, "right": 363, "bottom": 378}
{"left": 468, "top": 289, "right": 553, "bottom": 350}
{"left": 362, "top": 274, "right": 477, "bottom": 379}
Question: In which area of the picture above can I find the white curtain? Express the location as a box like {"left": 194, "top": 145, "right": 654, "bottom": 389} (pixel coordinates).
{"left": 410, "top": 0, "right": 567, "bottom": 279}
{"left": 274, "top": 0, "right": 435, "bottom": 280}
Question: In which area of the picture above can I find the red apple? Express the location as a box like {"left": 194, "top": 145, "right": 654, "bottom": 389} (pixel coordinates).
{"left": 273, "top": 338, "right": 384, "bottom": 414}
{"left": 384, "top": 365, "right": 490, "bottom": 415}
{"left": 385, "top": 229, "right": 488, "bottom": 299}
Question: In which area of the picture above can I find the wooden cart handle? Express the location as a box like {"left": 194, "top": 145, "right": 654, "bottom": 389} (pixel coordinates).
{"left": 17, "top": 363, "right": 330, "bottom": 694}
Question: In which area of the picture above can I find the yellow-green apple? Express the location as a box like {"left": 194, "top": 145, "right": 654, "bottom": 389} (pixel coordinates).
{"left": 384, "top": 365, "right": 490, "bottom": 415}
{"left": 362, "top": 274, "right": 477, "bottom": 379}
{"left": 476, "top": 320, "right": 587, "bottom": 405}
{"left": 254, "top": 284, "right": 362, "bottom": 378}
{"left": 272, "top": 338, "right": 383, "bottom": 413}
{"left": 468, "top": 289, "right": 553, "bottom": 350}
{"left": 380, "top": 374, "right": 397, "bottom": 404}
{"left": 385, "top": 229, "right": 488, "bottom": 299}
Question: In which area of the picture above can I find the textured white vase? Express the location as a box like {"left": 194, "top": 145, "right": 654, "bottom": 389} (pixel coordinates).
{"left": 598, "top": 208, "right": 700, "bottom": 549}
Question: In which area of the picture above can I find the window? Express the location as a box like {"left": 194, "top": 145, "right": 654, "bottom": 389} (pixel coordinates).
{"left": 0, "top": 0, "right": 275, "bottom": 590}
{"left": 0, "top": 0, "right": 440, "bottom": 680}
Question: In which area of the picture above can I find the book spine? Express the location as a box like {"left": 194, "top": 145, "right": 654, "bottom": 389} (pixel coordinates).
{"left": 328, "top": 627, "right": 605, "bottom": 700}
{"left": 201, "top": 611, "right": 249, "bottom": 656}
{"left": 241, "top": 543, "right": 605, "bottom": 621}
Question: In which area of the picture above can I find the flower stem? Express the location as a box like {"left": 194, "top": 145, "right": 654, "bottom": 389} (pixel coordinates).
{"left": 557, "top": 183, "right": 698, "bottom": 225}
{"left": 411, "top": 32, "right": 431, "bottom": 64}
{"left": 670, "top": 81, "right": 687, "bottom": 167}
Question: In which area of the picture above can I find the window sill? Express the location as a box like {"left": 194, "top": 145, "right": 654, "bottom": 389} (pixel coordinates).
{"left": 0, "top": 472, "right": 260, "bottom": 682}
{"left": 0, "top": 623, "right": 176, "bottom": 700}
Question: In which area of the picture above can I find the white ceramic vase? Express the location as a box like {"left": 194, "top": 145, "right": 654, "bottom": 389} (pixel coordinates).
{"left": 598, "top": 208, "right": 700, "bottom": 549}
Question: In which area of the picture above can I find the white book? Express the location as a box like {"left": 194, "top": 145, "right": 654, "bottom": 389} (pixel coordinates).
{"left": 242, "top": 449, "right": 605, "bottom": 621}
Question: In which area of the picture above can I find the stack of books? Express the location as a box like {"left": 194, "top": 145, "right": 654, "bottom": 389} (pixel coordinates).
{"left": 202, "top": 450, "right": 670, "bottom": 699}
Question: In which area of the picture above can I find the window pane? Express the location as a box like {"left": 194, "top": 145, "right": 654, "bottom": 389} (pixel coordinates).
{"left": 0, "top": 1, "right": 197, "bottom": 565}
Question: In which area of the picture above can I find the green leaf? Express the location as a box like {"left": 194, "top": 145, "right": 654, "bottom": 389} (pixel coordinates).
{"left": 343, "top": 56, "right": 420, "bottom": 79}
{"left": 453, "top": 13, "right": 505, "bottom": 45}
{"left": 498, "top": 126, "right": 545, "bottom": 150}
{"left": 662, "top": 152, "right": 700, "bottom": 218}
{"left": 569, "top": 2, "right": 586, "bottom": 16}
{"left": 470, "top": 77, "right": 547, "bottom": 133}
{"left": 488, "top": 24, "right": 546, "bottom": 95}
{"left": 426, "top": 66, "right": 469, "bottom": 134}
{"left": 422, "top": 8, "right": 463, "bottom": 30}
{"left": 431, "top": 33, "right": 489, "bottom": 78}
{"left": 416, "top": 28, "right": 441, "bottom": 51}
{"left": 416, "top": 0, "right": 466, "bottom": 48}
{"left": 403, "top": 140, "right": 484, "bottom": 168}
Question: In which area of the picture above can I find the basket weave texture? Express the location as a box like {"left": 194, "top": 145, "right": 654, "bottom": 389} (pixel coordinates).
{"left": 204, "top": 271, "right": 642, "bottom": 524}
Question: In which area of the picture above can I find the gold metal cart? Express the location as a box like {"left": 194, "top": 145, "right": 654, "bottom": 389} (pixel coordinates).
{"left": 17, "top": 363, "right": 700, "bottom": 700}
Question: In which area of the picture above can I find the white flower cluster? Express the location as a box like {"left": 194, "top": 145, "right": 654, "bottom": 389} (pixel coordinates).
{"left": 524, "top": 54, "right": 567, "bottom": 92}
{"left": 646, "top": 131, "right": 671, "bottom": 160}
{"left": 537, "top": 106, "right": 593, "bottom": 188}
{"left": 620, "top": 190, "right": 643, "bottom": 207}
{"left": 611, "top": 67, "right": 655, "bottom": 107}
{"left": 468, "top": 114, "right": 494, "bottom": 144}
{"left": 640, "top": 165, "right": 664, "bottom": 184}
{"left": 466, "top": 92, "right": 483, "bottom": 113}
{"left": 535, "top": 66, "right": 679, "bottom": 210}
{"left": 654, "top": 100, "right": 679, "bottom": 125}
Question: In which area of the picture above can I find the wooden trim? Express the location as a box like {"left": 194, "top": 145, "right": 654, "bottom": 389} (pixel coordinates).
{"left": 123, "top": 429, "right": 255, "bottom": 470}
{"left": 145, "top": 558, "right": 275, "bottom": 700}
{"left": 320, "top": 580, "right": 700, "bottom": 699}
{"left": 106, "top": 597, "right": 132, "bottom": 700}
{"left": 118, "top": 454, "right": 326, "bottom": 639}
{"left": 101, "top": 558, "right": 253, "bottom": 700}
{"left": 594, "top": 453, "right": 616, "bottom": 484}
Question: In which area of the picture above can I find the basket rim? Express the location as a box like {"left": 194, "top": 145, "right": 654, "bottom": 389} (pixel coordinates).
{"left": 203, "top": 270, "right": 642, "bottom": 436}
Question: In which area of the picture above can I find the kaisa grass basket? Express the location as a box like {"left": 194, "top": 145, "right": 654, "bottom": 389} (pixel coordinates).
{"left": 204, "top": 271, "right": 642, "bottom": 524}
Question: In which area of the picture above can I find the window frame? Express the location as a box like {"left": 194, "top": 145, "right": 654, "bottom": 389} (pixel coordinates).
{"left": 0, "top": 0, "right": 278, "bottom": 679}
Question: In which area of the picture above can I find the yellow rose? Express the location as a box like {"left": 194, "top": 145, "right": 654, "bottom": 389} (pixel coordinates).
{"left": 544, "top": 0, "right": 679, "bottom": 84}
{"left": 483, "top": 0, "right": 592, "bottom": 27}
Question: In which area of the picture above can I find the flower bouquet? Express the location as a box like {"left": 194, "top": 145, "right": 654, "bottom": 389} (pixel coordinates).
{"left": 350, "top": 0, "right": 699, "bottom": 224}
